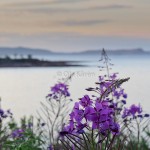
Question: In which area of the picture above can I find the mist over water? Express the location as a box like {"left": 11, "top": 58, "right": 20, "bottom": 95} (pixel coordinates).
{"left": 0, "top": 54, "right": 149, "bottom": 120}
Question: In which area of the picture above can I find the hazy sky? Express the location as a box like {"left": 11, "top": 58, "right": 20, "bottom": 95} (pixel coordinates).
{"left": 0, "top": 0, "right": 150, "bottom": 52}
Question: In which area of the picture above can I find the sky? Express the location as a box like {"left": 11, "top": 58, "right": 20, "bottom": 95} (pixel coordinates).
{"left": 0, "top": 0, "right": 150, "bottom": 52}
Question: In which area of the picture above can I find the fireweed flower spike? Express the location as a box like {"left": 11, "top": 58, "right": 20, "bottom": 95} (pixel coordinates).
{"left": 47, "top": 82, "right": 70, "bottom": 100}
{"left": 59, "top": 87, "right": 122, "bottom": 149}
{"left": 60, "top": 96, "right": 120, "bottom": 134}
{"left": 38, "top": 73, "right": 74, "bottom": 148}
{"left": 49, "top": 49, "right": 150, "bottom": 149}
{"left": 59, "top": 49, "right": 132, "bottom": 149}
{"left": 122, "top": 104, "right": 149, "bottom": 119}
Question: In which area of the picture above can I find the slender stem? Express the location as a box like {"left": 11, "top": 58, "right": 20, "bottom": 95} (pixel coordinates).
{"left": 96, "top": 136, "right": 106, "bottom": 150}
{"left": 82, "top": 133, "right": 89, "bottom": 150}
{"left": 51, "top": 98, "right": 62, "bottom": 143}
{"left": 107, "top": 134, "right": 116, "bottom": 150}
{"left": 91, "top": 129, "right": 94, "bottom": 149}
{"left": 103, "top": 49, "right": 110, "bottom": 79}
{"left": 66, "top": 135, "right": 81, "bottom": 150}
{"left": 68, "top": 134, "right": 85, "bottom": 149}
{"left": 69, "top": 133, "right": 83, "bottom": 140}
{"left": 136, "top": 119, "right": 140, "bottom": 149}
{"left": 105, "top": 132, "right": 109, "bottom": 150}
{"left": 60, "top": 139, "right": 70, "bottom": 150}
{"left": 83, "top": 132, "right": 91, "bottom": 144}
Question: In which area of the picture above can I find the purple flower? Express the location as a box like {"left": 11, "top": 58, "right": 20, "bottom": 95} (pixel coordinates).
{"left": 121, "top": 100, "right": 126, "bottom": 104}
{"left": 11, "top": 129, "right": 24, "bottom": 138}
{"left": 100, "top": 121, "right": 110, "bottom": 131}
{"left": 60, "top": 73, "right": 126, "bottom": 139}
{"left": 79, "top": 95, "right": 92, "bottom": 107}
{"left": 113, "top": 89, "right": 127, "bottom": 100}
{"left": 110, "top": 122, "right": 120, "bottom": 135}
{"left": 73, "top": 102, "right": 84, "bottom": 123}
{"left": 90, "top": 104, "right": 112, "bottom": 129}
{"left": 52, "top": 83, "right": 70, "bottom": 96}
{"left": 122, "top": 104, "right": 142, "bottom": 118}
{"left": 114, "top": 91, "right": 120, "bottom": 99}
{"left": 61, "top": 97, "right": 119, "bottom": 135}
{"left": 47, "top": 82, "right": 70, "bottom": 100}
{"left": 84, "top": 106, "right": 94, "bottom": 121}
{"left": 110, "top": 73, "right": 117, "bottom": 80}
{"left": 130, "top": 104, "right": 142, "bottom": 115}
{"left": 122, "top": 107, "right": 130, "bottom": 118}
{"left": 123, "top": 94, "right": 127, "bottom": 99}
{"left": 47, "top": 145, "right": 54, "bottom": 150}
{"left": 76, "top": 123, "right": 86, "bottom": 133}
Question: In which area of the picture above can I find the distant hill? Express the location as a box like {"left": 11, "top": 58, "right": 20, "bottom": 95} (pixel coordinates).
{"left": 76, "top": 48, "right": 150, "bottom": 55}
{"left": 0, "top": 47, "right": 149, "bottom": 56}
{"left": 0, "top": 47, "right": 52, "bottom": 56}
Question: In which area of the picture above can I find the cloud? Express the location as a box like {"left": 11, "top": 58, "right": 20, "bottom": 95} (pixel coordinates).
{"left": 61, "top": 19, "right": 112, "bottom": 26}
{"left": 0, "top": 1, "right": 88, "bottom": 15}
{"left": 3, "top": 0, "right": 87, "bottom": 7}
{"left": 31, "top": 4, "right": 132, "bottom": 14}
{"left": 1, "top": 2, "right": 133, "bottom": 14}
{"left": 89, "top": 4, "right": 133, "bottom": 10}
{"left": 53, "top": 0, "right": 88, "bottom": 4}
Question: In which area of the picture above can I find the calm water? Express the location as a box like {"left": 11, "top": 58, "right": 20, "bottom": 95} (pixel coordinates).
{"left": 0, "top": 54, "right": 150, "bottom": 120}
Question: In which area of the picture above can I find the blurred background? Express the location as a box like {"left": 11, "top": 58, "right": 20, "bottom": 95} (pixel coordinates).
{"left": 0, "top": 0, "right": 150, "bottom": 120}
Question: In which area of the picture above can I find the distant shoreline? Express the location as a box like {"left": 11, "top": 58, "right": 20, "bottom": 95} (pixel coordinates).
{"left": 0, "top": 47, "right": 149, "bottom": 56}
{"left": 0, "top": 58, "right": 85, "bottom": 67}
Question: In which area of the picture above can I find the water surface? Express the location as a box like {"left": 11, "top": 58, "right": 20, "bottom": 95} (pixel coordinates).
{"left": 0, "top": 54, "right": 149, "bottom": 120}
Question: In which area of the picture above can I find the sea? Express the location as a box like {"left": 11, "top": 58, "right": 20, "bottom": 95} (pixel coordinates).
{"left": 0, "top": 53, "right": 150, "bottom": 121}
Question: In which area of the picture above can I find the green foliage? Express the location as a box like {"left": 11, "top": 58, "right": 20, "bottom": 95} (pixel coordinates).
{"left": 3, "top": 117, "right": 45, "bottom": 150}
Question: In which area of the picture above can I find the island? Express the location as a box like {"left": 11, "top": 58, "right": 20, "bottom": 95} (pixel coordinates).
{"left": 0, "top": 56, "right": 84, "bottom": 67}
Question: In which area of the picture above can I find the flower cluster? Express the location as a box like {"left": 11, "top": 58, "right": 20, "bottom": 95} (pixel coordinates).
{"left": 86, "top": 73, "right": 128, "bottom": 114}
{"left": 42, "top": 79, "right": 73, "bottom": 147}
{"left": 60, "top": 73, "right": 130, "bottom": 141}
{"left": 61, "top": 95, "right": 120, "bottom": 136}
{"left": 51, "top": 67, "right": 149, "bottom": 150}
{"left": 11, "top": 129, "right": 24, "bottom": 139}
{"left": 47, "top": 82, "right": 70, "bottom": 100}
{"left": 122, "top": 104, "right": 149, "bottom": 119}
{"left": 98, "top": 73, "right": 127, "bottom": 100}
